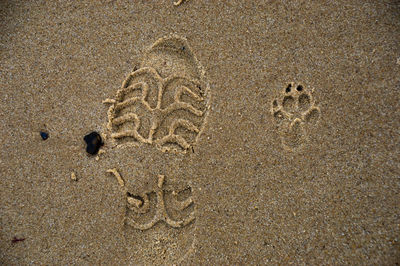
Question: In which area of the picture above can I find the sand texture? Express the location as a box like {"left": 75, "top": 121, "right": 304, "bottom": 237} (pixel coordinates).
{"left": 1, "top": 0, "right": 399, "bottom": 264}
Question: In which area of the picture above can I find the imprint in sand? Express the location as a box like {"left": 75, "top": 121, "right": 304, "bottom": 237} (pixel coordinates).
{"left": 104, "top": 35, "right": 210, "bottom": 153}
{"left": 271, "top": 83, "right": 321, "bottom": 150}
{"left": 106, "top": 169, "right": 196, "bottom": 264}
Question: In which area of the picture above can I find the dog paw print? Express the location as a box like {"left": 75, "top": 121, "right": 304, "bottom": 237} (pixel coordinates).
{"left": 271, "top": 83, "right": 320, "bottom": 150}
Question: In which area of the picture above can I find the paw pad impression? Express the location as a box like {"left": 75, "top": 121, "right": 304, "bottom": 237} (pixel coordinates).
{"left": 271, "top": 83, "right": 321, "bottom": 150}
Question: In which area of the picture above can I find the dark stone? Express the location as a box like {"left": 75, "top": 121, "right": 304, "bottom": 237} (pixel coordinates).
{"left": 40, "top": 131, "right": 49, "bottom": 140}
{"left": 83, "top": 132, "right": 103, "bottom": 155}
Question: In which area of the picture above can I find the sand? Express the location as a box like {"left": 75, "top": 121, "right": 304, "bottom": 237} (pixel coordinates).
{"left": 0, "top": 0, "right": 399, "bottom": 264}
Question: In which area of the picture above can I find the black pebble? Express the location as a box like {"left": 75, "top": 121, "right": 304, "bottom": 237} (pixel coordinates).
{"left": 83, "top": 132, "right": 103, "bottom": 155}
{"left": 40, "top": 131, "right": 49, "bottom": 140}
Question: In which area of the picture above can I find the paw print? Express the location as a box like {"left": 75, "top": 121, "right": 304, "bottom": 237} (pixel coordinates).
{"left": 271, "top": 83, "right": 320, "bottom": 150}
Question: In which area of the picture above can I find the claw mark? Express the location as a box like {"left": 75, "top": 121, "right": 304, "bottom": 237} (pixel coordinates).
{"left": 125, "top": 175, "right": 195, "bottom": 230}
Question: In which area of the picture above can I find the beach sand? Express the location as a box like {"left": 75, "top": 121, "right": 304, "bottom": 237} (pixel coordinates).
{"left": 1, "top": 0, "right": 399, "bottom": 264}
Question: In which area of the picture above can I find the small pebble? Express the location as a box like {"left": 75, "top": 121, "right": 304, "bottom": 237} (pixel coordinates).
{"left": 71, "top": 172, "right": 77, "bottom": 181}
{"left": 40, "top": 131, "right": 49, "bottom": 140}
{"left": 83, "top": 132, "right": 103, "bottom": 155}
